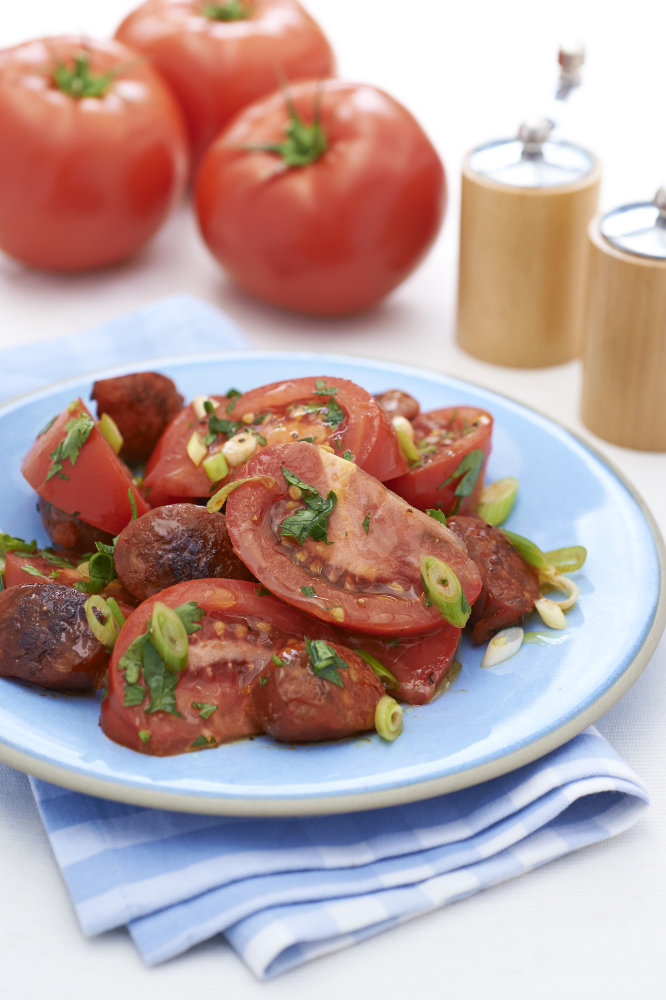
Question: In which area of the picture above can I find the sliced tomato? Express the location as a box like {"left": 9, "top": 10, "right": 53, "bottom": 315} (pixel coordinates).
{"left": 224, "top": 441, "right": 482, "bottom": 636}
{"left": 143, "top": 376, "right": 407, "bottom": 505}
{"left": 2, "top": 551, "right": 138, "bottom": 616}
{"left": 101, "top": 578, "right": 338, "bottom": 755}
{"left": 21, "top": 399, "right": 149, "bottom": 535}
{"left": 385, "top": 406, "right": 493, "bottom": 514}
{"left": 340, "top": 625, "right": 460, "bottom": 705}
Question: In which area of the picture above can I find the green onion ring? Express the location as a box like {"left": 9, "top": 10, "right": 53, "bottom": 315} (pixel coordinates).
{"left": 84, "top": 595, "right": 120, "bottom": 648}
{"left": 150, "top": 601, "right": 189, "bottom": 672}
{"left": 357, "top": 650, "right": 399, "bottom": 692}
{"left": 375, "top": 695, "right": 403, "bottom": 741}
{"left": 207, "top": 475, "right": 276, "bottom": 513}
{"left": 420, "top": 555, "right": 471, "bottom": 628}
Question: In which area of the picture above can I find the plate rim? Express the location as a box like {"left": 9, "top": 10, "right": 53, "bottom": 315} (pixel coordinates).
{"left": 1, "top": 348, "right": 664, "bottom": 816}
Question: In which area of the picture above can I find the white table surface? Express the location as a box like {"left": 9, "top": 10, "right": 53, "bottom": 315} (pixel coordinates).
{"left": 1, "top": 1, "right": 665, "bottom": 997}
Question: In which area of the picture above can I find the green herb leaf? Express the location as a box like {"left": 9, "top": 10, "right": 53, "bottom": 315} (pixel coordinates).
{"left": 252, "top": 432, "right": 267, "bottom": 446}
{"left": 362, "top": 512, "right": 371, "bottom": 534}
{"left": 128, "top": 489, "right": 138, "bottom": 522}
{"left": 143, "top": 638, "right": 183, "bottom": 717}
{"left": 272, "top": 654, "right": 287, "bottom": 667}
{"left": 305, "top": 638, "right": 349, "bottom": 687}
{"left": 427, "top": 508, "right": 448, "bottom": 526}
{"left": 77, "top": 551, "right": 116, "bottom": 595}
{"left": 208, "top": 413, "right": 240, "bottom": 438}
{"left": 20, "top": 563, "right": 46, "bottom": 578}
{"left": 342, "top": 450, "right": 353, "bottom": 461}
{"left": 437, "top": 449, "right": 485, "bottom": 497}
{"left": 255, "top": 584, "right": 271, "bottom": 597}
{"left": 314, "top": 380, "right": 339, "bottom": 396}
{"left": 259, "top": 676, "right": 268, "bottom": 687}
{"left": 119, "top": 634, "right": 147, "bottom": 681}
{"left": 191, "top": 701, "right": 218, "bottom": 720}
{"left": 301, "top": 585, "right": 317, "bottom": 597}
{"left": 46, "top": 412, "right": 94, "bottom": 482}
{"left": 191, "top": 734, "right": 217, "bottom": 747}
{"left": 298, "top": 437, "right": 315, "bottom": 443}
{"left": 38, "top": 416, "right": 57, "bottom": 436}
{"left": 322, "top": 396, "right": 344, "bottom": 429}
{"left": 174, "top": 601, "right": 205, "bottom": 634}
{"left": 138, "top": 730, "right": 151, "bottom": 743}
{"left": 40, "top": 548, "right": 77, "bottom": 569}
{"left": 278, "top": 467, "right": 337, "bottom": 545}
{"left": 253, "top": 413, "right": 269, "bottom": 424}
{"left": 1, "top": 534, "right": 38, "bottom": 555}
{"left": 226, "top": 388, "right": 242, "bottom": 399}
{"left": 124, "top": 684, "right": 147, "bottom": 707}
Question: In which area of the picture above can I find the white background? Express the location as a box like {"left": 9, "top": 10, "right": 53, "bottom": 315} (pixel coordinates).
{"left": 1, "top": 2, "right": 665, "bottom": 997}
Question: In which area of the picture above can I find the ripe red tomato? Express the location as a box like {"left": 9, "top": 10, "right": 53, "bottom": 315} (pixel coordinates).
{"left": 224, "top": 441, "right": 482, "bottom": 636}
{"left": 0, "top": 37, "right": 188, "bottom": 271}
{"left": 115, "top": 0, "right": 335, "bottom": 168}
{"left": 143, "top": 376, "right": 406, "bottom": 505}
{"left": 386, "top": 407, "right": 494, "bottom": 514}
{"left": 195, "top": 79, "right": 446, "bottom": 315}
{"left": 101, "top": 577, "right": 338, "bottom": 755}
{"left": 21, "top": 399, "right": 150, "bottom": 536}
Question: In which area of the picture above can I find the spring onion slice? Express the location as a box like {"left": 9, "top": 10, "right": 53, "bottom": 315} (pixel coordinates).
{"left": 392, "top": 416, "right": 421, "bottom": 464}
{"left": 420, "top": 555, "right": 471, "bottom": 628}
{"left": 84, "top": 595, "right": 120, "bottom": 648}
{"left": 357, "top": 650, "right": 399, "bottom": 692}
{"left": 207, "top": 475, "right": 276, "bottom": 513}
{"left": 105, "top": 597, "right": 126, "bottom": 629}
{"left": 534, "top": 597, "right": 567, "bottom": 629}
{"left": 477, "top": 477, "right": 518, "bottom": 525}
{"left": 481, "top": 626, "right": 524, "bottom": 668}
{"left": 203, "top": 451, "right": 229, "bottom": 483}
{"left": 98, "top": 413, "right": 123, "bottom": 455}
{"left": 375, "top": 695, "right": 403, "bottom": 741}
{"left": 150, "top": 601, "right": 189, "bottom": 672}
{"left": 544, "top": 545, "right": 587, "bottom": 574}
{"left": 501, "top": 529, "right": 551, "bottom": 570}
{"left": 186, "top": 432, "right": 208, "bottom": 468}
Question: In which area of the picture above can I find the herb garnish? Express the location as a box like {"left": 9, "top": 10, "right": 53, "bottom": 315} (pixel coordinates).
{"left": 314, "top": 380, "right": 339, "bottom": 396}
{"left": 204, "top": 399, "right": 241, "bottom": 440}
{"left": 45, "top": 411, "right": 94, "bottom": 481}
{"left": 255, "top": 584, "right": 271, "bottom": 597}
{"left": 138, "top": 730, "right": 151, "bottom": 743}
{"left": 278, "top": 467, "right": 337, "bottom": 545}
{"left": 1, "top": 534, "right": 37, "bottom": 555}
{"left": 301, "top": 585, "right": 317, "bottom": 597}
{"left": 362, "top": 512, "right": 371, "bottom": 534}
{"left": 272, "top": 654, "right": 287, "bottom": 666}
{"left": 259, "top": 676, "right": 268, "bottom": 687}
{"left": 437, "top": 449, "right": 485, "bottom": 499}
{"left": 342, "top": 450, "right": 353, "bottom": 461}
{"left": 305, "top": 638, "right": 349, "bottom": 687}
{"left": 427, "top": 508, "right": 448, "bottom": 526}
{"left": 20, "top": 564, "right": 47, "bottom": 578}
{"left": 191, "top": 735, "right": 216, "bottom": 748}
{"left": 191, "top": 702, "right": 218, "bottom": 720}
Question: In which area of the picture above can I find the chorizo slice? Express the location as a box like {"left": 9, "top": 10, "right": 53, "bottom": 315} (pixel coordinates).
{"left": 113, "top": 503, "right": 255, "bottom": 602}
{"left": 373, "top": 388, "right": 420, "bottom": 421}
{"left": 447, "top": 513, "right": 541, "bottom": 644}
{"left": 0, "top": 583, "right": 108, "bottom": 690}
{"left": 39, "top": 498, "right": 114, "bottom": 555}
{"left": 91, "top": 371, "right": 184, "bottom": 464}
{"left": 251, "top": 638, "right": 384, "bottom": 743}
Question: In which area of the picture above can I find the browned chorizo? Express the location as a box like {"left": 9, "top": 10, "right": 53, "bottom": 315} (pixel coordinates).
{"left": 0, "top": 583, "right": 108, "bottom": 690}
{"left": 447, "top": 513, "right": 541, "bottom": 644}
{"left": 91, "top": 372, "right": 184, "bottom": 464}
{"left": 113, "top": 503, "right": 255, "bottom": 601}
{"left": 252, "top": 638, "right": 384, "bottom": 742}
{"left": 39, "top": 498, "right": 114, "bottom": 555}
{"left": 373, "top": 388, "right": 420, "bottom": 421}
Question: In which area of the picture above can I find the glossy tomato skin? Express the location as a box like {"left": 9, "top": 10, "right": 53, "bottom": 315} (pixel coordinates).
{"left": 143, "top": 376, "right": 406, "bottom": 502}
{"left": 340, "top": 625, "right": 460, "bottom": 706}
{"left": 224, "top": 442, "right": 482, "bottom": 636}
{"left": 385, "top": 407, "right": 493, "bottom": 514}
{"left": 21, "top": 399, "right": 150, "bottom": 536}
{"left": 116, "top": 0, "right": 335, "bottom": 168}
{"left": 252, "top": 638, "right": 383, "bottom": 742}
{"left": 195, "top": 80, "right": 446, "bottom": 315}
{"left": 0, "top": 37, "right": 188, "bottom": 271}
{"left": 101, "top": 578, "right": 338, "bottom": 755}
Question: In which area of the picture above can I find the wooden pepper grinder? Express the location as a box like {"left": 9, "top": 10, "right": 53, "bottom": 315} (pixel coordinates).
{"left": 581, "top": 187, "right": 666, "bottom": 450}
{"left": 456, "top": 46, "right": 601, "bottom": 367}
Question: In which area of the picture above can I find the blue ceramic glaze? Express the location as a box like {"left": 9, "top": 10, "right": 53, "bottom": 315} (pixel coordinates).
{"left": 0, "top": 353, "right": 662, "bottom": 814}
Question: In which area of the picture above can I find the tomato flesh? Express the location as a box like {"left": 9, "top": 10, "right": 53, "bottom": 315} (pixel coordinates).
{"left": 385, "top": 406, "right": 493, "bottom": 514}
{"left": 225, "top": 442, "right": 482, "bottom": 636}
{"left": 143, "top": 376, "right": 406, "bottom": 504}
{"left": 101, "top": 578, "right": 338, "bottom": 755}
{"left": 21, "top": 399, "right": 150, "bottom": 535}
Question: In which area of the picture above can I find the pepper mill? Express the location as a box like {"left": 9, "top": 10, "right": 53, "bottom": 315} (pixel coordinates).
{"left": 456, "top": 46, "right": 601, "bottom": 368}
{"left": 581, "top": 187, "right": 666, "bottom": 451}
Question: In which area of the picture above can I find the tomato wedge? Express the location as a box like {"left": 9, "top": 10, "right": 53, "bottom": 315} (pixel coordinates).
{"left": 144, "top": 376, "right": 406, "bottom": 505}
{"left": 385, "top": 406, "right": 493, "bottom": 514}
{"left": 101, "top": 578, "right": 338, "bottom": 755}
{"left": 21, "top": 399, "right": 149, "bottom": 535}
{"left": 223, "top": 442, "right": 482, "bottom": 636}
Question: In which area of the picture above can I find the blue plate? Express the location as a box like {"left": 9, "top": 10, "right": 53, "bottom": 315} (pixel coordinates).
{"left": 0, "top": 352, "right": 663, "bottom": 815}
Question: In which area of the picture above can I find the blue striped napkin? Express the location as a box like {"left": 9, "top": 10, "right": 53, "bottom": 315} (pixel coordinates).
{"left": 29, "top": 728, "right": 647, "bottom": 979}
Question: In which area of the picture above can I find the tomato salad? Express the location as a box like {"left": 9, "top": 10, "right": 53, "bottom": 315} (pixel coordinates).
{"left": 0, "top": 370, "right": 587, "bottom": 755}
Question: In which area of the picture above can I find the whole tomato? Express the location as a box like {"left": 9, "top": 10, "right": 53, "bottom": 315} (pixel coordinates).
{"left": 0, "top": 37, "right": 188, "bottom": 272}
{"left": 195, "top": 79, "right": 446, "bottom": 315}
{"left": 115, "top": 0, "right": 335, "bottom": 168}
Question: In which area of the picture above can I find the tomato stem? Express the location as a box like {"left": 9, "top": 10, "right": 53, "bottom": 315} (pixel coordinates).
{"left": 247, "top": 80, "right": 328, "bottom": 169}
{"left": 203, "top": 1, "right": 249, "bottom": 20}
{"left": 53, "top": 53, "right": 114, "bottom": 99}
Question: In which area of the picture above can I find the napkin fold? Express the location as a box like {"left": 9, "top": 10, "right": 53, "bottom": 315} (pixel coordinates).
{"left": 1, "top": 297, "right": 650, "bottom": 978}
{"left": 0, "top": 294, "right": 250, "bottom": 403}
{"left": 30, "top": 728, "right": 648, "bottom": 979}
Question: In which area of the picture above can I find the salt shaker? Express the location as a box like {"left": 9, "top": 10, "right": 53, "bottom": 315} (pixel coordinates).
{"left": 581, "top": 187, "right": 666, "bottom": 450}
{"left": 456, "top": 46, "right": 601, "bottom": 367}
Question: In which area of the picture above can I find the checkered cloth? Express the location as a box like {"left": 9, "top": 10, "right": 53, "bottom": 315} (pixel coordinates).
{"left": 30, "top": 728, "right": 647, "bottom": 979}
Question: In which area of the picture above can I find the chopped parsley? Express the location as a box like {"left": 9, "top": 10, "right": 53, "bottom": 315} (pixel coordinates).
{"left": 298, "top": 437, "right": 315, "bottom": 443}
{"left": 272, "top": 654, "right": 287, "bottom": 666}
{"left": 226, "top": 388, "right": 241, "bottom": 399}
{"left": 38, "top": 415, "right": 57, "bottom": 436}
{"left": 142, "top": 638, "right": 183, "bottom": 716}
{"left": 45, "top": 411, "right": 94, "bottom": 482}
{"left": 20, "top": 563, "right": 46, "bottom": 578}
{"left": 174, "top": 601, "right": 205, "bottom": 634}
{"left": 123, "top": 684, "right": 147, "bottom": 707}
{"left": 259, "top": 676, "right": 268, "bottom": 687}
{"left": 1, "top": 534, "right": 37, "bottom": 555}
{"left": 252, "top": 431, "right": 267, "bottom": 446}
{"left": 138, "top": 730, "right": 152, "bottom": 743}
{"left": 342, "top": 450, "right": 353, "bottom": 461}
{"left": 362, "top": 512, "right": 371, "bottom": 534}
{"left": 254, "top": 584, "right": 271, "bottom": 596}
{"left": 426, "top": 508, "right": 448, "bottom": 526}
{"left": 191, "top": 702, "right": 218, "bottom": 720}
{"left": 128, "top": 489, "right": 138, "bottom": 522}
{"left": 314, "top": 380, "right": 339, "bottom": 396}
{"left": 225, "top": 388, "right": 242, "bottom": 414}
{"left": 74, "top": 544, "right": 116, "bottom": 595}
{"left": 322, "top": 396, "right": 344, "bottom": 429}
{"left": 40, "top": 548, "right": 77, "bottom": 569}
{"left": 301, "top": 585, "right": 317, "bottom": 597}
{"left": 254, "top": 412, "right": 269, "bottom": 424}
{"left": 305, "top": 638, "right": 349, "bottom": 687}
{"left": 191, "top": 734, "right": 216, "bottom": 748}
{"left": 437, "top": 449, "right": 485, "bottom": 497}
{"left": 278, "top": 467, "right": 337, "bottom": 545}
